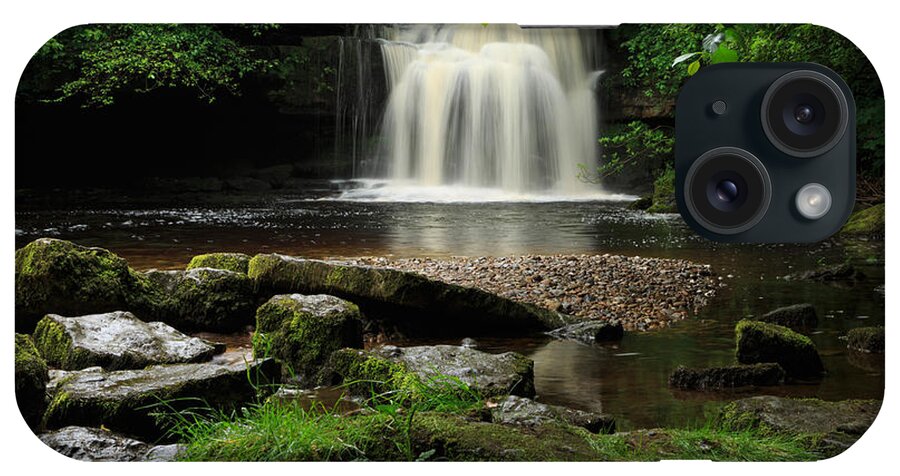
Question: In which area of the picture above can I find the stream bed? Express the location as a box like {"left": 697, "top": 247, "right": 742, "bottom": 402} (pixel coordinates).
{"left": 15, "top": 188, "right": 885, "bottom": 430}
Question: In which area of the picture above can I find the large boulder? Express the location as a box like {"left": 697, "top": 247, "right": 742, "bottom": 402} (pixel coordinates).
{"left": 144, "top": 267, "right": 256, "bottom": 332}
{"left": 253, "top": 294, "right": 364, "bottom": 384}
{"left": 38, "top": 426, "right": 183, "bottom": 462}
{"left": 187, "top": 252, "right": 251, "bottom": 274}
{"left": 15, "top": 333, "right": 49, "bottom": 428}
{"left": 735, "top": 320, "right": 824, "bottom": 379}
{"left": 840, "top": 203, "right": 885, "bottom": 237}
{"left": 757, "top": 304, "right": 818, "bottom": 330}
{"left": 547, "top": 320, "right": 624, "bottom": 343}
{"left": 43, "top": 352, "right": 278, "bottom": 438}
{"left": 33, "top": 311, "right": 219, "bottom": 371}
{"left": 320, "top": 345, "right": 535, "bottom": 399}
{"left": 14, "top": 238, "right": 157, "bottom": 332}
{"left": 490, "top": 395, "right": 615, "bottom": 434}
{"left": 846, "top": 326, "right": 885, "bottom": 353}
{"left": 248, "top": 254, "right": 570, "bottom": 335}
{"left": 668, "top": 363, "right": 785, "bottom": 390}
{"left": 718, "top": 396, "right": 881, "bottom": 457}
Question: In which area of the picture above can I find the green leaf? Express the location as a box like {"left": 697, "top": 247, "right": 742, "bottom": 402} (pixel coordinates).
{"left": 710, "top": 46, "right": 739, "bottom": 64}
{"left": 687, "top": 60, "right": 701, "bottom": 76}
{"left": 672, "top": 52, "right": 701, "bottom": 67}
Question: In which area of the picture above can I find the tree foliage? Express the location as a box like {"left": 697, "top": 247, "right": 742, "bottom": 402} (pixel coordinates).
{"left": 18, "top": 24, "right": 273, "bottom": 107}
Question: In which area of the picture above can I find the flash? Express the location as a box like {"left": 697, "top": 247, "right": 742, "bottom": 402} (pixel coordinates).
{"left": 795, "top": 183, "right": 832, "bottom": 220}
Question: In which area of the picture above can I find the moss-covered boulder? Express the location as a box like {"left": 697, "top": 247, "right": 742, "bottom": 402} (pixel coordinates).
{"left": 187, "top": 253, "right": 251, "bottom": 274}
{"left": 668, "top": 363, "right": 785, "bottom": 390}
{"left": 15, "top": 333, "right": 49, "bottom": 429}
{"left": 490, "top": 395, "right": 615, "bottom": 434}
{"left": 43, "top": 352, "right": 279, "bottom": 438}
{"left": 144, "top": 267, "right": 255, "bottom": 332}
{"left": 33, "top": 311, "right": 218, "bottom": 371}
{"left": 782, "top": 263, "right": 865, "bottom": 283}
{"left": 718, "top": 396, "right": 881, "bottom": 457}
{"left": 319, "top": 345, "right": 535, "bottom": 399}
{"left": 646, "top": 167, "right": 676, "bottom": 213}
{"left": 248, "top": 254, "right": 570, "bottom": 335}
{"left": 757, "top": 303, "right": 818, "bottom": 331}
{"left": 846, "top": 326, "right": 885, "bottom": 353}
{"left": 841, "top": 203, "right": 885, "bottom": 237}
{"left": 253, "top": 294, "right": 363, "bottom": 384}
{"left": 735, "top": 320, "right": 824, "bottom": 379}
{"left": 14, "top": 238, "right": 157, "bottom": 332}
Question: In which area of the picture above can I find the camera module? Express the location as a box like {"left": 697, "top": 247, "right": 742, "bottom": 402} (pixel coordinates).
{"left": 761, "top": 70, "right": 849, "bottom": 157}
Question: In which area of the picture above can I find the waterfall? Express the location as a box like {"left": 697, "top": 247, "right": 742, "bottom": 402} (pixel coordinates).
{"left": 372, "top": 24, "right": 602, "bottom": 196}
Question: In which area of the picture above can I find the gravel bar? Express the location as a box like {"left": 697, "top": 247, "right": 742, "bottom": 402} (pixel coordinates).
{"left": 345, "top": 254, "right": 722, "bottom": 331}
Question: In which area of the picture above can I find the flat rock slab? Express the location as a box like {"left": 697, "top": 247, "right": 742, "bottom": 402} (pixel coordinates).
{"left": 248, "top": 254, "right": 570, "bottom": 336}
{"left": 38, "top": 426, "right": 183, "bottom": 462}
{"left": 44, "top": 351, "right": 278, "bottom": 438}
{"left": 34, "top": 311, "right": 218, "bottom": 370}
{"left": 720, "top": 396, "right": 881, "bottom": 457}
{"left": 668, "top": 363, "right": 785, "bottom": 390}
{"left": 375, "top": 345, "right": 535, "bottom": 398}
{"left": 490, "top": 395, "right": 615, "bottom": 434}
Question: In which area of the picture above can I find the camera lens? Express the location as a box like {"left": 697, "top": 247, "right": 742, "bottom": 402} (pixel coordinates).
{"left": 761, "top": 70, "right": 849, "bottom": 157}
{"left": 793, "top": 104, "right": 815, "bottom": 124}
{"left": 684, "top": 147, "right": 771, "bottom": 235}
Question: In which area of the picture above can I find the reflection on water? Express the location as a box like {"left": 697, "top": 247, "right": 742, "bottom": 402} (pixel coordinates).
{"left": 15, "top": 189, "right": 885, "bottom": 429}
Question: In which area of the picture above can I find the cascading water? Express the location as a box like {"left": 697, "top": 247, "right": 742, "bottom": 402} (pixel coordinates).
{"left": 351, "top": 24, "right": 605, "bottom": 200}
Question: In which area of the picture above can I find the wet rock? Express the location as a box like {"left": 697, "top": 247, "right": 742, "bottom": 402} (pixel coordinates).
{"left": 143, "top": 177, "right": 224, "bottom": 192}
{"left": 144, "top": 267, "right": 255, "bottom": 332}
{"left": 252, "top": 164, "right": 294, "bottom": 188}
{"left": 719, "top": 396, "right": 881, "bottom": 457}
{"left": 33, "top": 311, "right": 218, "bottom": 371}
{"left": 253, "top": 294, "right": 363, "bottom": 384}
{"left": 320, "top": 345, "right": 535, "bottom": 399}
{"left": 187, "top": 252, "right": 251, "bottom": 274}
{"left": 846, "top": 326, "right": 885, "bottom": 353}
{"left": 248, "top": 254, "right": 570, "bottom": 335}
{"left": 735, "top": 320, "right": 824, "bottom": 379}
{"left": 14, "top": 238, "right": 157, "bottom": 332}
{"left": 547, "top": 320, "right": 624, "bottom": 343}
{"left": 757, "top": 304, "right": 818, "bottom": 330}
{"left": 43, "top": 352, "right": 278, "bottom": 438}
{"left": 15, "top": 333, "right": 48, "bottom": 428}
{"left": 490, "top": 395, "right": 615, "bottom": 434}
{"left": 782, "top": 263, "right": 864, "bottom": 283}
{"left": 668, "top": 363, "right": 785, "bottom": 390}
{"left": 38, "top": 426, "right": 183, "bottom": 461}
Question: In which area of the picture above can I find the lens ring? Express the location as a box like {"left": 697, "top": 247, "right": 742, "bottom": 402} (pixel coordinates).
{"left": 761, "top": 70, "right": 849, "bottom": 158}
{"left": 684, "top": 147, "right": 772, "bottom": 235}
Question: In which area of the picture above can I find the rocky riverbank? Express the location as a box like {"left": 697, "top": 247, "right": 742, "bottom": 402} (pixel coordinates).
{"left": 348, "top": 255, "right": 722, "bottom": 330}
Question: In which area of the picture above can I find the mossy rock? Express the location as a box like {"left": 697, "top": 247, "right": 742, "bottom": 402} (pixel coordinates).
{"left": 14, "top": 238, "right": 158, "bottom": 332}
{"left": 718, "top": 396, "right": 881, "bottom": 458}
{"left": 248, "top": 254, "right": 570, "bottom": 335}
{"left": 735, "top": 320, "right": 824, "bottom": 379}
{"left": 319, "top": 345, "right": 535, "bottom": 399}
{"left": 187, "top": 253, "right": 251, "bottom": 274}
{"left": 33, "top": 311, "right": 218, "bottom": 371}
{"left": 841, "top": 203, "right": 884, "bottom": 237}
{"left": 757, "top": 303, "right": 818, "bottom": 331}
{"left": 144, "top": 268, "right": 256, "bottom": 332}
{"left": 646, "top": 167, "right": 677, "bottom": 213}
{"left": 668, "top": 363, "right": 785, "bottom": 390}
{"left": 43, "top": 353, "right": 279, "bottom": 438}
{"left": 490, "top": 395, "right": 616, "bottom": 434}
{"left": 253, "top": 294, "right": 364, "bottom": 384}
{"left": 15, "top": 333, "right": 49, "bottom": 429}
{"left": 846, "top": 326, "right": 884, "bottom": 353}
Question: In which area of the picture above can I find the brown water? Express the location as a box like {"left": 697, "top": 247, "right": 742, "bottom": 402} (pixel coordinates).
{"left": 15, "top": 187, "right": 885, "bottom": 430}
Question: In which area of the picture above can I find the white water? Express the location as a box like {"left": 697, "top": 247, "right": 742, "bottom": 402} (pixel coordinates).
{"left": 329, "top": 179, "right": 636, "bottom": 203}
{"left": 350, "top": 24, "right": 607, "bottom": 201}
